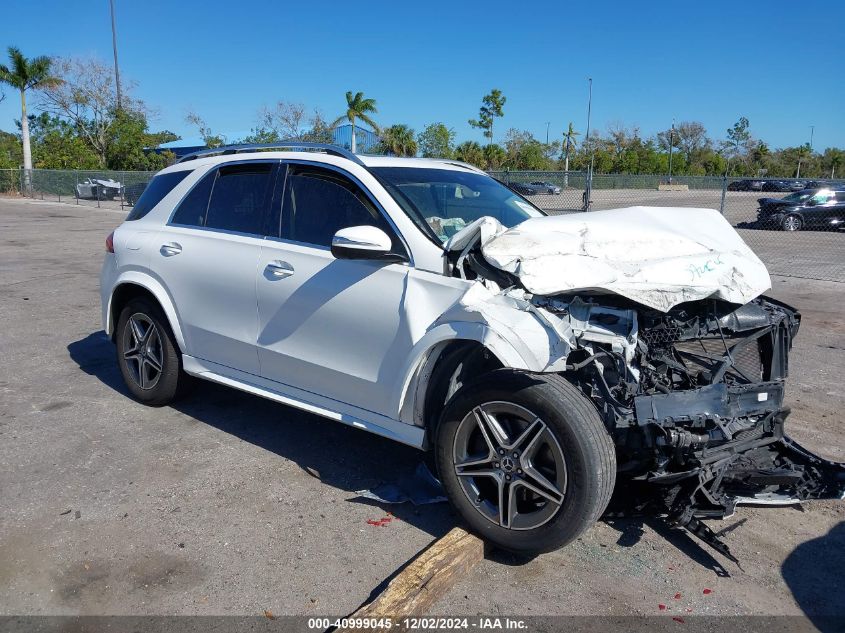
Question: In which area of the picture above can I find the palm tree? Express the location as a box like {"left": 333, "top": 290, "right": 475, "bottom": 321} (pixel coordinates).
{"left": 379, "top": 124, "right": 417, "bottom": 157}
{"left": 562, "top": 122, "right": 580, "bottom": 187}
{"left": 0, "top": 47, "right": 60, "bottom": 191}
{"left": 331, "top": 91, "right": 379, "bottom": 153}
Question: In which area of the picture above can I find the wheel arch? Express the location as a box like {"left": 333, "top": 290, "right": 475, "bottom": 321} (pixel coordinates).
{"left": 394, "top": 323, "right": 530, "bottom": 444}
{"left": 107, "top": 274, "right": 186, "bottom": 352}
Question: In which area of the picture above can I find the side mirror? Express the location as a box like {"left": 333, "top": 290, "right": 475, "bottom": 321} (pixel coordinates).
{"left": 331, "top": 226, "right": 406, "bottom": 262}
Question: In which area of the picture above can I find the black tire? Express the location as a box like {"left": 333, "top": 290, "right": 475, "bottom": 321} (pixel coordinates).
{"left": 435, "top": 370, "right": 616, "bottom": 554}
{"left": 781, "top": 214, "right": 803, "bottom": 232}
{"left": 116, "top": 297, "right": 184, "bottom": 406}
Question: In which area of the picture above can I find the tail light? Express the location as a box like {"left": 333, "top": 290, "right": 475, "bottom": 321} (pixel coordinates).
{"left": 106, "top": 231, "right": 115, "bottom": 253}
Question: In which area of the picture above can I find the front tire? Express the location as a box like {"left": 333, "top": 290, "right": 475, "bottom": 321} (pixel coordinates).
{"left": 782, "top": 214, "right": 803, "bottom": 232}
{"left": 116, "top": 297, "right": 184, "bottom": 406}
{"left": 435, "top": 370, "right": 616, "bottom": 553}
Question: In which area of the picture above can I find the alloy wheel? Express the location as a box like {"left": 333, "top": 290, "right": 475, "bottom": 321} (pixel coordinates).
{"left": 452, "top": 401, "right": 567, "bottom": 530}
{"left": 783, "top": 215, "right": 802, "bottom": 231}
{"left": 122, "top": 313, "right": 164, "bottom": 390}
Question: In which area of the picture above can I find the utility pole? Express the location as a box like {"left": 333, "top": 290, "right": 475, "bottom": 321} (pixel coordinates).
{"left": 109, "top": 0, "right": 122, "bottom": 110}
{"left": 545, "top": 121, "right": 551, "bottom": 145}
{"left": 667, "top": 118, "right": 675, "bottom": 184}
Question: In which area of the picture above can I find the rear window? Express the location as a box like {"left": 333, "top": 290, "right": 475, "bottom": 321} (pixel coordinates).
{"left": 125, "top": 170, "right": 191, "bottom": 221}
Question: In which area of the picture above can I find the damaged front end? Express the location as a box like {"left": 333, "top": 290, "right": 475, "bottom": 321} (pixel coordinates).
{"left": 545, "top": 294, "right": 845, "bottom": 560}
{"left": 445, "top": 210, "right": 845, "bottom": 561}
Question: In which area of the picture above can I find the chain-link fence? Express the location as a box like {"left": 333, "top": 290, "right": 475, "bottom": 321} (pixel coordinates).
{"left": 3, "top": 167, "right": 156, "bottom": 211}
{"left": 4, "top": 167, "right": 843, "bottom": 282}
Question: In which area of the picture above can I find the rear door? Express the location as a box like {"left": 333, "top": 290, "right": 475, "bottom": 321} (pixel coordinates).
{"left": 150, "top": 160, "right": 278, "bottom": 375}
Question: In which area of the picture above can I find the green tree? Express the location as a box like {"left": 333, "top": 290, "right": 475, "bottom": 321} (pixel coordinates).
{"left": 454, "top": 140, "right": 485, "bottom": 168}
{"left": 821, "top": 148, "right": 844, "bottom": 179}
{"left": 468, "top": 89, "right": 506, "bottom": 145}
{"left": 377, "top": 124, "right": 418, "bottom": 156}
{"left": 561, "top": 122, "right": 579, "bottom": 172}
{"left": 186, "top": 111, "right": 225, "bottom": 148}
{"left": 0, "top": 46, "right": 60, "bottom": 189}
{"left": 417, "top": 122, "right": 455, "bottom": 158}
{"left": 331, "top": 91, "right": 379, "bottom": 153}
{"left": 483, "top": 143, "right": 506, "bottom": 170}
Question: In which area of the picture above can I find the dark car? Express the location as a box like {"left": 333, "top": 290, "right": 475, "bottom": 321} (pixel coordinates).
{"left": 123, "top": 181, "right": 149, "bottom": 206}
{"left": 757, "top": 188, "right": 845, "bottom": 231}
{"left": 727, "top": 179, "right": 765, "bottom": 191}
{"left": 761, "top": 179, "right": 806, "bottom": 192}
{"left": 508, "top": 182, "right": 543, "bottom": 196}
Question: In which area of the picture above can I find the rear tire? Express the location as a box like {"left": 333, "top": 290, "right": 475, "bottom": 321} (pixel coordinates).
{"left": 116, "top": 297, "right": 184, "bottom": 406}
{"left": 435, "top": 370, "right": 616, "bottom": 553}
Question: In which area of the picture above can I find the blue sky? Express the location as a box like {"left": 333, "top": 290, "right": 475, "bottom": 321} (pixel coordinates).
{"left": 1, "top": 0, "right": 842, "bottom": 149}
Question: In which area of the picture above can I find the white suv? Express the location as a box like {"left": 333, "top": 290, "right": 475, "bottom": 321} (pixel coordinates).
{"left": 101, "top": 143, "right": 843, "bottom": 556}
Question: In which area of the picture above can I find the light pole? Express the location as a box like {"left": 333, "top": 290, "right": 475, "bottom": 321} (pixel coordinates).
{"left": 109, "top": 0, "right": 122, "bottom": 110}
{"left": 583, "top": 78, "right": 593, "bottom": 211}
{"left": 545, "top": 121, "right": 551, "bottom": 145}
{"left": 797, "top": 125, "right": 814, "bottom": 179}
{"left": 667, "top": 118, "right": 675, "bottom": 184}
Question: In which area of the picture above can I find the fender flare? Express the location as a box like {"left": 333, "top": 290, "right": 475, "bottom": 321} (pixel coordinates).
{"left": 105, "top": 271, "right": 187, "bottom": 352}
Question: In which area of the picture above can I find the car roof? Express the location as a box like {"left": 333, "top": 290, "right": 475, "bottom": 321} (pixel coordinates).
{"left": 157, "top": 150, "right": 486, "bottom": 176}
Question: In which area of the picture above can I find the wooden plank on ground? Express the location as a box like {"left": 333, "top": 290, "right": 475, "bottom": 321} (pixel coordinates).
{"left": 334, "top": 527, "right": 484, "bottom": 632}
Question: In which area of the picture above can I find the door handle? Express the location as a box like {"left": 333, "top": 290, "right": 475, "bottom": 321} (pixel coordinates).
{"left": 266, "top": 260, "right": 294, "bottom": 278}
{"left": 160, "top": 242, "right": 182, "bottom": 256}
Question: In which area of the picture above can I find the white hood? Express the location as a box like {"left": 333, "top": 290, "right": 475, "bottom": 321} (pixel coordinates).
{"left": 475, "top": 206, "right": 771, "bottom": 312}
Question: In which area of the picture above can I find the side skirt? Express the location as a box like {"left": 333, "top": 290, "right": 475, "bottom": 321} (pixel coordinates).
{"left": 182, "top": 355, "right": 426, "bottom": 449}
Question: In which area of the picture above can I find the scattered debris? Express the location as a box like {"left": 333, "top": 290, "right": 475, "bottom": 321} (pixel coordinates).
{"left": 367, "top": 513, "right": 396, "bottom": 527}
{"left": 673, "top": 616, "right": 686, "bottom": 624}
{"left": 659, "top": 604, "right": 667, "bottom": 611}
{"left": 304, "top": 466, "right": 321, "bottom": 479}
{"left": 59, "top": 509, "right": 71, "bottom": 516}
{"left": 674, "top": 592, "right": 682, "bottom": 600}
{"left": 263, "top": 609, "right": 275, "bottom": 620}
{"left": 355, "top": 463, "right": 447, "bottom": 506}
{"left": 74, "top": 510, "right": 81, "bottom": 519}
{"left": 703, "top": 588, "right": 713, "bottom": 595}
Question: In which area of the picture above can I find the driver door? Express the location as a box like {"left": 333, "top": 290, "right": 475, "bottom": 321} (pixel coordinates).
{"left": 255, "top": 163, "right": 414, "bottom": 418}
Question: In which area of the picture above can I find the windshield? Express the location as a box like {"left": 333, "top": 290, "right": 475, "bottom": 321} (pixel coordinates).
{"left": 371, "top": 166, "right": 544, "bottom": 243}
{"left": 782, "top": 191, "right": 814, "bottom": 202}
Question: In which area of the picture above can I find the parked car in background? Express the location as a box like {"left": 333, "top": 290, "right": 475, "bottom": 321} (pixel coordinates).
{"left": 757, "top": 188, "right": 845, "bottom": 231}
{"left": 727, "top": 179, "right": 765, "bottom": 191}
{"left": 508, "top": 181, "right": 543, "bottom": 196}
{"left": 761, "top": 180, "right": 805, "bottom": 192}
{"left": 123, "top": 181, "right": 149, "bottom": 206}
{"left": 77, "top": 178, "right": 122, "bottom": 200}
{"left": 529, "top": 181, "right": 562, "bottom": 195}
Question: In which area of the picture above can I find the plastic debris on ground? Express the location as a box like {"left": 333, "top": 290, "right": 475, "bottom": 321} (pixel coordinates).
{"left": 354, "top": 462, "right": 447, "bottom": 506}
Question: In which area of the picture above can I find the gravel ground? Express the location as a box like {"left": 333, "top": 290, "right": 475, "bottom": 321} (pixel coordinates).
{"left": 0, "top": 198, "right": 842, "bottom": 623}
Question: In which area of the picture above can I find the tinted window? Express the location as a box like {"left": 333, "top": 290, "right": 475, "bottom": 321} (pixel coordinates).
{"left": 170, "top": 170, "right": 215, "bottom": 227}
{"left": 125, "top": 170, "right": 190, "bottom": 221}
{"left": 282, "top": 166, "right": 399, "bottom": 250}
{"left": 205, "top": 163, "right": 273, "bottom": 234}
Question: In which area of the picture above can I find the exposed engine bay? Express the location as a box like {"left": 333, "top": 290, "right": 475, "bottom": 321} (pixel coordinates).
{"left": 443, "top": 210, "right": 845, "bottom": 562}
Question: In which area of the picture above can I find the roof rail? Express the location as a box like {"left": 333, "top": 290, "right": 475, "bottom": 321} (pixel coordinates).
{"left": 176, "top": 142, "right": 366, "bottom": 166}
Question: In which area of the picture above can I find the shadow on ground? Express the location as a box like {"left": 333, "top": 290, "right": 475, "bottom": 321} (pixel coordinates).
{"left": 67, "top": 331, "right": 758, "bottom": 576}
{"left": 782, "top": 521, "right": 845, "bottom": 632}
{"left": 67, "top": 332, "right": 457, "bottom": 540}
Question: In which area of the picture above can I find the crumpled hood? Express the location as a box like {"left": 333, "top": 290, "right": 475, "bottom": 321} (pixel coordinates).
{"left": 474, "top": 206, "right": 771, "bottom": 312}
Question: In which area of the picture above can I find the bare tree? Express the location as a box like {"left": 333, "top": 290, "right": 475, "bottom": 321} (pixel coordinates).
{"left": 36, "top": 56, "right": 144, "bottom": 164}
{"left": 258, "top": 101, "right": 307, "bottom": 140}
{"left": 658, "top": 121, "right": 710, "bottom": 163}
